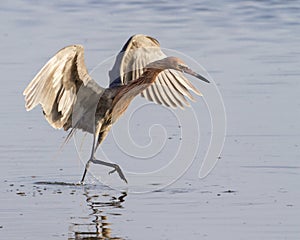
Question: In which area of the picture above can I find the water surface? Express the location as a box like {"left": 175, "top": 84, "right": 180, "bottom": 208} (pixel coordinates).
{"left": 0, "top": 0, "right": 300, "bottom": 239}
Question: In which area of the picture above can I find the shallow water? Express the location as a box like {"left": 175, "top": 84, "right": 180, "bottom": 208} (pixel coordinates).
{"left": 1, "top": 0, "right": 300, "bottom": 239}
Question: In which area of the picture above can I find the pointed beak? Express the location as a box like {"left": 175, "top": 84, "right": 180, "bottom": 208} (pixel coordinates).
{"left": 184, "top": 68, "right": 210, "bottom": 83}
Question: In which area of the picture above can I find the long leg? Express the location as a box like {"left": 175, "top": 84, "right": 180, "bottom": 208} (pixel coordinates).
{"left": 80, "top": 134, "right": 96, "bottom": 183}
{"left": 80, "top": 130, "right": 127, "bottom": 184}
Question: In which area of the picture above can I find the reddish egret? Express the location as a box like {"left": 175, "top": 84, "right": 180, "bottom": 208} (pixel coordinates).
{"left": 23, "top": 34, "right": 209, "bottom": 183}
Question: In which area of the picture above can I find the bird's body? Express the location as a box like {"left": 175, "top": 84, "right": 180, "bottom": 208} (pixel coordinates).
{"left": 23, "top": 34, "right": 209, "bottom": 183}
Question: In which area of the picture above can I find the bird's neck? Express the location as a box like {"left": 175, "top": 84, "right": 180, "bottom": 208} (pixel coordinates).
{"left": 110, "top": 67, "right": 163, "bottom": 123}
{"left": 127, "top": 58, "right": 169, "bottom": 88}
{"left": 117, "top": 67, "right": 162, "bottom": 99}
{"left": 136, "top": 67, "right": 162, "bottom": 84}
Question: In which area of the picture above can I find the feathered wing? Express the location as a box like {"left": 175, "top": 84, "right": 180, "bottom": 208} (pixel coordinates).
{"left": 23, "top": 45, "right": 104, "bottom": 132}
{"left": 109, "top": 34, "right": 202, "bottom": 109}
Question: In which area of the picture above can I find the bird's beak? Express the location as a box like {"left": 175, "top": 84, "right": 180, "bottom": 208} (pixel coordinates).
{"left": 184, "top": 68, "right": 210, "bottom": 83}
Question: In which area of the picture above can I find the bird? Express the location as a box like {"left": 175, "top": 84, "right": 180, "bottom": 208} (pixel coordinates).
{"left": 23, "top": 34, "right": 210, "bottom": 184}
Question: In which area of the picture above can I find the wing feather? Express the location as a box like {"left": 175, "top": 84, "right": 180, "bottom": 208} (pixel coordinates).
{"left": 157, "top": 74, "right": 178, "bottom": 108}
{"left": 159, "top": 71, "right": 185, "bottom": 109}
{"left": 23, "top": 45, "right": 104, "bottom": 131}
{"left": 155, "top": 78, "right": 172, "bottom": 107}
{"left": 109, "top": 34, "right": 202, "bottom": 108}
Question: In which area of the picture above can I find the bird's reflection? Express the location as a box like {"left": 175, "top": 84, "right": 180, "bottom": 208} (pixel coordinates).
{"left": 70, "top": 186, "right": 127, "bottom": 240}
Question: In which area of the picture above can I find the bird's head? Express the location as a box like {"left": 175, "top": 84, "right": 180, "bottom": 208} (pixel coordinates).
{"left": 147, "top": 57, "right": 210, "bottom": 83}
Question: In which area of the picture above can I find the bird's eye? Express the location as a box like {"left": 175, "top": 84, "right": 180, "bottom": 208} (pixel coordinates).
{"left": 178, "top": 64, "right": 188, "bottom": 71}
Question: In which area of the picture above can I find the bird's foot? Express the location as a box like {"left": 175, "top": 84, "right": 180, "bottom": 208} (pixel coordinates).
{"left": 89, "top": 158, "right": 128, "bottom": 183}
{"left": 109, "top": 164, "right": 128, "bottom": 183}
{"left": 79, "top": 180, "right": 85, "bottom": 185}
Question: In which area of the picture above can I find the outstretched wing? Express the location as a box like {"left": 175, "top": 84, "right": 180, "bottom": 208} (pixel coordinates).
{"left": 23, "top": 45, "right": 104, "bottom": 132}
{"left": 109, "top": 34, "right": 201, "bottom": 109}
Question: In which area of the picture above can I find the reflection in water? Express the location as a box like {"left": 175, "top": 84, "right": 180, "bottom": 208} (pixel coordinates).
{"left": 69, "top": 187, "right": 127, "bottom": 240}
